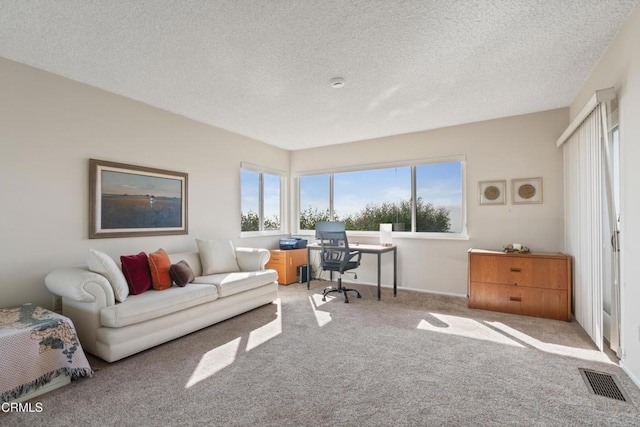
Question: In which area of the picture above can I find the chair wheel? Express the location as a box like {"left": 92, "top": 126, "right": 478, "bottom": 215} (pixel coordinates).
{"left": 344, "top": 299, "right": 349, "bottom": 303}
{"left": 322, "top": 297, "right": 326, "bottom": 302}
{"left": 357, "top": 294, "right": 362, "bottom": 298}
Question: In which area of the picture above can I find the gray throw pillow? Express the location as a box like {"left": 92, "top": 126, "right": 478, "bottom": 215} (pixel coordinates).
{"left": 169, "top": 260, "right": 195, "bottom": 287}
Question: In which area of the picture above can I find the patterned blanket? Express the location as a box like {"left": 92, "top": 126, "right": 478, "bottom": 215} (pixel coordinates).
{"left": 0, "top": 304, "right": 94, "bottom": 402}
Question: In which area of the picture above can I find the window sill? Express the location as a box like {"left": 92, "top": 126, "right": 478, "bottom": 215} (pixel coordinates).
{"left": 391, "top": 233, "right": 470, "bottom": 241}
{"left": 240, "top": 231, "right": 289, "bottom": 238}
{"left": 295, "top": 230, "right": 469, "bottom": 241}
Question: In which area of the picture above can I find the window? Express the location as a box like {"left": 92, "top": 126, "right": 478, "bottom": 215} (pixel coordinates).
{"left": 335, "top": 167, "right": 411, "bottom": 231}
{"left": 241, "top": 163, "right": 284, "bottom": 234}
{"left": 415, "top": 162, "right": 463, "bottom": 233}
{"left": 297, "top": 158, "right": 465, "bottom": 236}
{"left": 299, "top": 174, "right": 330, "bottom": 230}
{"left": 263, "top": 173, "right": 281, "bottom": 230}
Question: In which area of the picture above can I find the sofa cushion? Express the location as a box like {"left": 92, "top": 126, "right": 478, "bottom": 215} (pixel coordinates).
{"left": 196, "top": 239, "right": 240, "bottom": 274}
{"left": 121, "top": 252, "right": 153, "bottom": 295}
{"left": 170, "top": 260, "right": 195, "bottom": 287}
{"left": 193, "top": 270, "right": 277, "bottom": 297}
{"left": 87, "top": 249, "right": 129, "bottom": 302}
{"left": 148, "top": 248, "right": 172, "bottom": 290}
{"left": 101, "top": 284, "right": 219, "bottom": 328}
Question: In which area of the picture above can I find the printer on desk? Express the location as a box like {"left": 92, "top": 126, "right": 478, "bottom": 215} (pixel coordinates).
{"left": 279, "top": 238, "right": 308, "bottom": 250}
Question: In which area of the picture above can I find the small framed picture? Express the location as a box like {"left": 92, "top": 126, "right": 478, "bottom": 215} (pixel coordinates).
{"left": 512, "top": 177, "right": 542, "bottom": 204}
{"left": 479, "top": 180, "right": 506, "bottom": 205}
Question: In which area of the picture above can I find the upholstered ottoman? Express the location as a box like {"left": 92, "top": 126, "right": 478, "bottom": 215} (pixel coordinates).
{"left": 0, "top": 304, "right": 93, "bottom": 402}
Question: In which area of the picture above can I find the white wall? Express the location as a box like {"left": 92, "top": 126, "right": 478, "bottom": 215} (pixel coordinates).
{"left": 291, "top": 108, "right": 568, "bottom": 295}
{"left": 0, "top": 58, "right": 289, "bottom": 310}
{"left": 569, "top": 5, "right": 640, "bottom": 386}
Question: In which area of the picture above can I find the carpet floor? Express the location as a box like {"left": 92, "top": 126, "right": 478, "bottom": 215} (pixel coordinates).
{"left": 2, "top": 281, "right": 640, "bottom": 426}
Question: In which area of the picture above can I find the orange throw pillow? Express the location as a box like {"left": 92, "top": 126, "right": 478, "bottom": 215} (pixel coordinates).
{"left": 148, "top": 248, "right": 172, "bottom": 290}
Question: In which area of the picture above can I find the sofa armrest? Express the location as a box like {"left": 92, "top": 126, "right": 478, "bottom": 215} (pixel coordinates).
{"left": 45, "top": 268, "right": 115, "bottom": 306}
{"left": 235, "top": 248, "right": 271, "bottom": 271}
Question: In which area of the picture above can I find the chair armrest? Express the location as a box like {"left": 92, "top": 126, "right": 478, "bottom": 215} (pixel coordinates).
{"left": 45, "top": 268, "right": 115, "bottom": 305}
{"left": 235, "top": 248, "right": 271, "bottom": 271}
{"left": 348, "top": 250, "right": 362, "bottom": 263}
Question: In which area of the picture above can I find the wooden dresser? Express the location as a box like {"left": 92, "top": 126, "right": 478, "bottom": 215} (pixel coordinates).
{"left": 266, "top": 248, "right": 308, "bottom": 285}
{"left": 468, "top": 249, "right": 572, "bottom": 321}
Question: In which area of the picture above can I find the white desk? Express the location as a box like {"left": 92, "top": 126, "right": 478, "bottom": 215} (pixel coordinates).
{"left": 306, "top": 243, "right": 397, "bottom": 300}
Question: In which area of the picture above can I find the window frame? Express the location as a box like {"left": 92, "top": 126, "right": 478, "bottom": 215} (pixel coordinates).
{"left": 293, "top": 156, "right": 467, "bottom": 240}
{"left": 240, "top": 162, "right": 287, "bottom": 237}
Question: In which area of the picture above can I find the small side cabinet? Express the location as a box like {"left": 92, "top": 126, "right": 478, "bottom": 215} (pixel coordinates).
{"left": 468, "top": 249, "right": 572, "bottom": 321}
{"left": 266, "top": 248, "right": 308, "bottom": 285}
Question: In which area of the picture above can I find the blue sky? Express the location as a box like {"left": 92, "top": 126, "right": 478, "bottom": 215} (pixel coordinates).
{"left": 102, "top": 170, "right": 182, "bottom": 198}
{"left": 300, "top": 162, "right": 463, "bottom": 231}
{"left": 241, "top": 171, "right": 281, "bottom": 221}
{"left": 243, "top": 162, "right": 463, "bottom": 231}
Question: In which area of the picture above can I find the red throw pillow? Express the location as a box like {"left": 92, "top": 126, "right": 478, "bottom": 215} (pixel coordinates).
{"left": 148, "top": 248, "right": 172, "bottom": 290}
{"left": 120, "top": 252, "right": 152, "bottom": 295}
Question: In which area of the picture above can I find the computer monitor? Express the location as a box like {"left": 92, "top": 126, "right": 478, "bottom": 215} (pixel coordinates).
{"left": 315, "top": 221, "right": 345, "bottom": 241}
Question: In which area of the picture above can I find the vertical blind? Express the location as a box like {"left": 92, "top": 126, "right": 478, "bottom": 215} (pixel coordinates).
{"left": 563, "top": 105, "right": 604, "bottom": 349}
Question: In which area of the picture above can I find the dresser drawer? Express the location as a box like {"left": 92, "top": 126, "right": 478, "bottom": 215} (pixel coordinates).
{"left": 269, "top": 252, "right": 285, "bottom": 262}
{"left": 530, "top": 258, "right": 569, "bottom": 290}
{"left": 469, "top": 254, "right": 533, "bottom": 286}
{"left": 468, "top": 282, "right": 531, "bottom": 313}
{"left": 469, "top": 282, "right": 569, "bottom": 321}
{"left": 266, "top": 257, "right": 285, "bottom": 267}
{"left": 467, "top": 249, "right": 572, "bottom": 321}
{"left": 267, "top": 248, "right": 308, "bottom": 285}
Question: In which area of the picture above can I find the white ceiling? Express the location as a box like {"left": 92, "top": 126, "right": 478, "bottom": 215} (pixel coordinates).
{"left": 0, "top": 1, "right": 637, "bottom": 150}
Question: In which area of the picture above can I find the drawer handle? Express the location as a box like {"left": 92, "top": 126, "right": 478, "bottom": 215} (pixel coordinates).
{"left": 510, "top": 268, "right": 522, "bottom": 272}
{"left": 509, "top": 296, "right": 522, "bottom": 302}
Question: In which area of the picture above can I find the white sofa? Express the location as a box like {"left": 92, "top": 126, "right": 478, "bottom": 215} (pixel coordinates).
{"left": 45, "top": 248, "right": 278, "bottom": 362}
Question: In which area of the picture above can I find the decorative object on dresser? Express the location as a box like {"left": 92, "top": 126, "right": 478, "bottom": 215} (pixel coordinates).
{"left": 478, "top": 180, "right": 506, "bottom": 205}
{"left": 511, "top": 177, "right": 543, "bottom": 204}
{"left": 266, "top": 248, "right": 308, "bottom": 285}
{"left": 503, "top": 243, "right": 531, "bottom": 254}
{"left": 467, "top": 249, "right": 571, "bottom": 321}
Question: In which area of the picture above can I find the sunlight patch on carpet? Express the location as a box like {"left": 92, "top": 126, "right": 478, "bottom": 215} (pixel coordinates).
{"left": 185, "top": 337, "right": 241, "bottom": 388}
{"left": 309, "top": 294, "right": 334, "bottom": 327}
{"left": 417, "top": 313, "right": 525, "bottom": 347}
{"left": 246, "top": 299, "right": 282, "bottom": 351}
{"left": 486, "top": 322, "right": 613, "bottom": 363}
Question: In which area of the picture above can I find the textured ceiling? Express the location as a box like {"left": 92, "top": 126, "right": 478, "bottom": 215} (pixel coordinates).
{"left": 0, "top": 1, "right": 638, "bottom": 150}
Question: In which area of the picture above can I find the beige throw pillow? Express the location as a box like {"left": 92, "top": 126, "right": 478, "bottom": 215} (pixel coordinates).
{"left": 196, "top": 239, "right": 240, "bottom": 275}
{"left": 87, "top": 248, "right": 129, "bottom": 302}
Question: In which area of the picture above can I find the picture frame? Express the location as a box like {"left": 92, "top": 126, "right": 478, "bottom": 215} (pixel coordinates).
{"left": 478, "top": 180, "right": 506, "bottom": 205}
{"left": 512, "top": 177, "right": 543, "bottom": 204}
{"left": 89, "top": 159, "right": 188, "bottom": 238}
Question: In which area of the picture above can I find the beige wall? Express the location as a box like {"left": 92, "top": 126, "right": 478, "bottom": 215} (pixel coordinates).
{"left": 291, "top": 108, "right": 568, "bottom": 295}
{"left": 570, "top": 5, "right": 640, "bottom": 386}
{"left": 0, "top": 57, "right": 289, "bottom": 309}
{"left": 0, "top": 56, "right": 569, "bottom": 317}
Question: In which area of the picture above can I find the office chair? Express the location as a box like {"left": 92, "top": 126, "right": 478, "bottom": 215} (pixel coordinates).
{"left": 318, "top": 230, "right": 362, "bottom": 303}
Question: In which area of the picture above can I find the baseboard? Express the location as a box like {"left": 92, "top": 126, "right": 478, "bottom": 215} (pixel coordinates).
{"left": 620, "top": 361, "right": 640, "bottom": 390}
{"left": 336, "top": 278, "right": 467, "bottom": 298}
